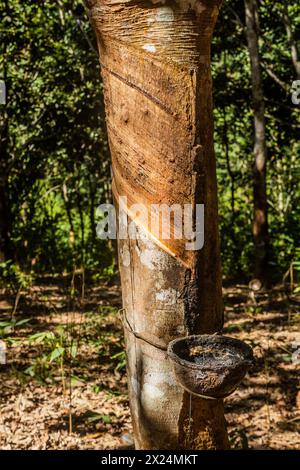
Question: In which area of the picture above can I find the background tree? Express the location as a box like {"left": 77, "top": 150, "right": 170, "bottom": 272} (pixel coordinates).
{"left": 282, "top": 0, "right": 300, "bottom": 79}
{"left": 245, "top": 0, "right": 269, "bottom": 284}
{"left": 213, "top": 0, "right": 300, "bottom": 280}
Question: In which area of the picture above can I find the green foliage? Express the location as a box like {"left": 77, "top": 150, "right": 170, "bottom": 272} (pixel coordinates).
{"left": 2, "top": 307, "right": 124, "bottom": 384}
{"left": 110, "top": 351, "right": 126, "bottom": 372}
{"left": 1, "top": 0, "right": 113, "bottom": 274}
{"left": 0, "top": 317, "right": 31, "bottom": 338}
{"left": 213, "top": 0, "right": 300, "bottom": 278}
{"left": 0, "top": 0, "right": 299, "bottom": 279}
{"left": 0, "top": 261, "right": 33, "bottom": 292}
{"left": 24, "top": 325, "right": 78, "bottom": 382}
{"left": 86, "top": 412, "right": 111, "bottom": 424}
{"left": 229, "top": 428, "right": 249, "bottom": 449}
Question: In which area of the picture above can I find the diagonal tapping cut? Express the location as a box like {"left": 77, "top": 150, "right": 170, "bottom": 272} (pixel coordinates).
{"left": 100, "top": 62, "right": 176, "bottom": 116}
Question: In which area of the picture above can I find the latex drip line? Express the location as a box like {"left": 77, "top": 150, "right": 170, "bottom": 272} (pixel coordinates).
{"left": 119, "top": 308, "right": 220, "bottom": 401}
{"left": 119, "top": 308, "right": 167, "bottom": 352}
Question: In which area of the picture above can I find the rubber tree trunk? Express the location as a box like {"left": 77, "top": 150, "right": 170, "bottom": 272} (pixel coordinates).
{"left": 245, "top": 0, "right": 269, "bottom": 284}
{"left": 87, "top": 0, "right": 229, "bottom": 450}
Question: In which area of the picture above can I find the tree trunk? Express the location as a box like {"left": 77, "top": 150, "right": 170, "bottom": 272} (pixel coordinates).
{"left": 0, "top": 2, "right": 12, "bottom": 263}
{"left": 0, "top": 115, "right": 12, "bottom": 262}
{"left": 62, "top": 182, "right": 76, "bottom": 249}
{"left": 89, "top": 178, "right": 97, "bottom": 248}
{"left": 87, "top": 0, "right": 229, "bottom": 450}
{"left": 245, "top": 0, "right": 269, "bottom": 283}
{"left": 0, "top": 177, "right": 10, "bottom": 262}
{"left": 282, "top": 0, "right": 300, "bottom": 79}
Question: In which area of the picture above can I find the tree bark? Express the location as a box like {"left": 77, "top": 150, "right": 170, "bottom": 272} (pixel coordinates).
{"left": 0, "top": 0, "right": 12, "bottom": 262}
{"left": 245, "top": 0, "right": 269, "bottom": 283}
{"left": 87, "top": 0, "right": 229, "bottom": 449}
{"left": 89, "top": 178, "right": 97, "bottom": 248}
{"left": 0, "top": 126, "right": 8, "bottom": 262}
{"left": 0, "top": 110, "right": 12, "bottom": 262}
{"left": 282, "top": 0, "right": 300, "bottom": 79}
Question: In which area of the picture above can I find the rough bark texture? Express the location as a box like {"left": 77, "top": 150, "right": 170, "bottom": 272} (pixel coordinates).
{"left": 87, "top": 0, "right": 229, "bottom": 449}
{"left": 245, "top": 0, "right": 269, "bottom": 283}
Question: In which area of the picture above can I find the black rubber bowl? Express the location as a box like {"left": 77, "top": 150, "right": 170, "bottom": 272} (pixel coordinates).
{"left": 168, "top": 335, "right": 253, "bottom": 399}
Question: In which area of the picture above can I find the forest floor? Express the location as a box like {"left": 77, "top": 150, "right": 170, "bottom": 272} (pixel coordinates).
{"left": 0, "top": 275, "right": 299, "bottom": 450}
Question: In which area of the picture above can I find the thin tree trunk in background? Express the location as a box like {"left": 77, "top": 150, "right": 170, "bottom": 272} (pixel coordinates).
{"left": 76, "top": 191, "right": 85, "bottom": 265}
{"left": 0, "top": 169, "right": 11, "bottom": 262}
{"left": 223, "top": 112, "right": 235, "bottom": 217}
{"left": 0, "top": 27, "right": 12, "bottom": 263}
{"left": 222, "top": 54, "right": 235, "bottom": 225}
{"left": 89, "top": 178, "right": 97, "bottom": 248}
{"left": 62, "top": 183, "right": 75, "bottom": 248}
{"left": 0, "top": 121, "right": 10, "bottom": 261}
{"left": 245, "top": 0, "right": 269, "bottom": 283}
{"left": 282, "top": 0, "right": 300, "bottom": 79}
{"left": 87, "top": 0, "right": 229, "bottom": 449}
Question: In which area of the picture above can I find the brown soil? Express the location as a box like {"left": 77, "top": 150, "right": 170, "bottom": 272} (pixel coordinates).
{"left": 0, "top": 277, "right": 299, "bottom": 449}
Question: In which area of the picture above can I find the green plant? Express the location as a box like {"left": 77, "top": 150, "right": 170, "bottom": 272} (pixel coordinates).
{"left": 0, "top": 318, "right": 31, "bottom": 338}
{"left": 111, "top": 351, "right": 126, "bottom": 372}
{"left": 247, "top": 305, "right": 263, "bottom": 315}
{"left": 0, "top": 261, "right": 33, "bottom": 292}
{"left": 24, "top": 326, "right": 79, "bottom": 383}
{"left": 229, "top": 428, "right": 249, "bottom": 449}
{"left": 86, "top": 412, "right": 111, "bottom": 425}
{"left": 0, "top": 261, "right": 34, "bottom": 316}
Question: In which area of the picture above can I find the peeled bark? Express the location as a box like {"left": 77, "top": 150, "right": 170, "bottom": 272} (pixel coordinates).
{"left": 245, "top": 0, "right": 269, "bottom": 283}
{"left": 87, "top": 0, "right": 229, "bottom": 449}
